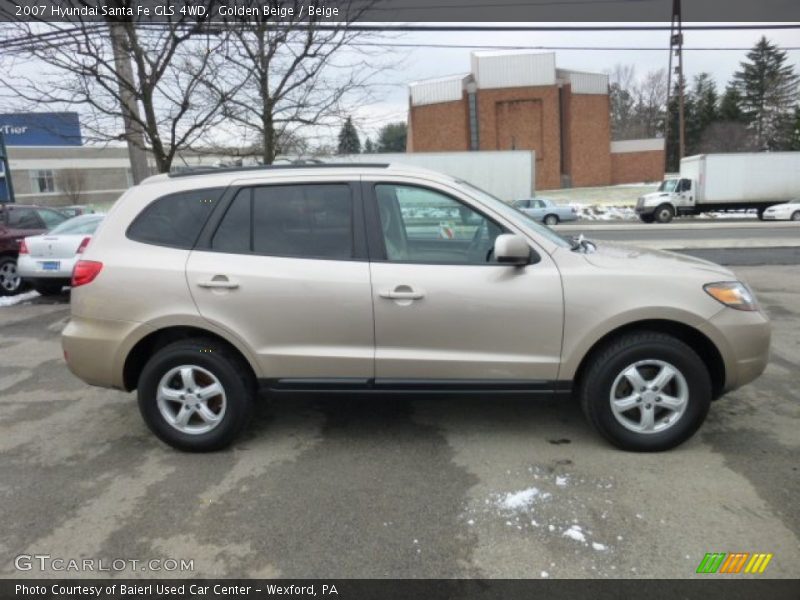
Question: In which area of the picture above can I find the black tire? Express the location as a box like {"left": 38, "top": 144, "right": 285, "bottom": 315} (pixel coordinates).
{"left": 579, "top": 331, "right": 711, "bottom": 452}
{"left": 654, "top": 204, "right": 674, "bottom": 224}
{"left": 543, "top": 214, "right": 559, "bottom": 226}
{"left": 33, "top": 281, "right": 65, "bottom": 296}
{"left": 638, "top": 214, "right": 655, "bottom": 224}
{"left": 137, "top": 337, "right": 256, "bottom": 452}
{"left": 791, "top": 211, "right": 800, "bottom": 222}
{"left": 0, "top": 256, "right": 23, "bottom": 297}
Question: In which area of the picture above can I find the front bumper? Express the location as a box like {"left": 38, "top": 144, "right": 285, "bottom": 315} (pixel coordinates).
{"left": 699, "top": 307, "right": 771, "bottom": 393}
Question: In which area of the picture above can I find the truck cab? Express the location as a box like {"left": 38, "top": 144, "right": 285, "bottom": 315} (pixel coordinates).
{"left": 636, "top": 177, "right": 695, "bottom": 223}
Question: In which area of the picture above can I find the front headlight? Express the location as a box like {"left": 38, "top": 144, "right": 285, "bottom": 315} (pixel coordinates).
{"left": 704, "top": 281, "right": 759, "bottom": 311}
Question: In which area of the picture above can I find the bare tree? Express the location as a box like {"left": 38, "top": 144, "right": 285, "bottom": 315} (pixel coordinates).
{"left": 608, "top": 64, "right": 667, "bottom": 140}
{"left": 55, "top": 169, "right": 87, "bottom": 204}
{"left": 697, "top": 121, "right": 759, "bottom": 153}
{"left": 0, "top": 2, "right": 237, "bottom": 173}
{"left": 200, "top": 1, "right": 391, "bottom": 164}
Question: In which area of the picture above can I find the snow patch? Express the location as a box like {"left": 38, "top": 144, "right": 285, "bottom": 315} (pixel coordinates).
{"left": 592, "top": 542, "right": 607, "bottom": 551}
{"left": 0, "top": 291, "right": 39, "bottom": 307}
{"left": 540, "top": 571, "right": 549, "bottom": 578}
{"left": 562, "top": 525, "right": 586, "bottom": 543}
{"left": 555, "top": 475, "right": 569, "bottom": 487}
{"left": 499, "top": 487, "right": 544, "bottom": 511}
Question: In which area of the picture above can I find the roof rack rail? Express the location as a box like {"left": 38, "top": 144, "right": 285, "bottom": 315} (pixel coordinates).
{"left": 167, "top": 163, "right": 391, "bottom": 178}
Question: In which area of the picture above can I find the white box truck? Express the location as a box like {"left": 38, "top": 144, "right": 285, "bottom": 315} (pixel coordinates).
{"left": 635, "top": 152, "right": 800, "bottom": 223}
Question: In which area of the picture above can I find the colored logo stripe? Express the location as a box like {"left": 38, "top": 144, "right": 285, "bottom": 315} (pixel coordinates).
{"left": 696, "top": 552, "right": 773, "bottom": 574}
{"left": 745, "top": 553, "right": 773, "bottom": 574}
{"left": 697, "top": 553, "right": 726, "bottom": 573}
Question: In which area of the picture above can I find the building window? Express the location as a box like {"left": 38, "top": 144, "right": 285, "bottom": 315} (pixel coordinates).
{"left": 30, "top": 169, "right": 56, "bottom": 194}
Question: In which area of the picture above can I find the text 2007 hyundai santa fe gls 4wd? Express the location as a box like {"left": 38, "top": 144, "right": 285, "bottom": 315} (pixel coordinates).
{"left": 62, "top": 164, "right": 770, "bottom": 452}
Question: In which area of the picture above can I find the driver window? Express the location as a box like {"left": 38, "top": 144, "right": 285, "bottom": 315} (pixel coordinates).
{"left": 374, "top": 184, "right": 507, "bottom": 265}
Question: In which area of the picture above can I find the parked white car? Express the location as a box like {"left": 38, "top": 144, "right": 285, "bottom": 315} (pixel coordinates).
{"left": 761, "top": 199, "right": 800, "bottom": 221}
{"left": 17, "top": 214, "right": 104, "bottom": 295}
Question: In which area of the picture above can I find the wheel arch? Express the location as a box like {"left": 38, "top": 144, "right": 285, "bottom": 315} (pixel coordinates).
{"left": 571, "top": 319, "right": 726, "bottom": 400}
{"left": 122, "top": 325, "right": 258, "bottom": 392}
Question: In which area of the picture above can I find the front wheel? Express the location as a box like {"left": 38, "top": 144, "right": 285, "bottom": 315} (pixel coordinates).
{"left": 137, "top": 338, "right": 255, "bottom": 452}
{"left": 0, "top": 257, "right": 22, "bottom": 296}
{"left": 579, "top": 331, "right": 711, "bottom": 451}
{"left": 791, "top": 211, "right": 800, "bottom": 221}
{"left": 638, "top": 213, "right": 655, "bottom": 224}
{"left": 654, "top": 204, "right": 674, "bottom": 224}
{"left": 543, "top": 214, "right": 560, "bottom": 226}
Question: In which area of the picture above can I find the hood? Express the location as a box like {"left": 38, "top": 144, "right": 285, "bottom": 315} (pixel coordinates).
{"left": 643, "top": 191, "right": 672, "bottom": 200}
{"left": 583, "top": 241, "right": 734, "bottom": 278}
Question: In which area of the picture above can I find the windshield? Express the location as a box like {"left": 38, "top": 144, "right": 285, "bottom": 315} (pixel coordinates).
{"left": 49, "top": 214, "right": 103, "bottom": 235}
{"left": 658, "top": 179, "right": 679, "bottom": 193}
{"left": 455, "top": 180, "right": 572, "bottom": 248}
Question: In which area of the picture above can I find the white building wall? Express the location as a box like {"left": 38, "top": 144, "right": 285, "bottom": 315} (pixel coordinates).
{"left": 610, "top": 138, "right": 665, "bottom": 153}
{"left": 409, "top": 75, "right": 467, "bottom": 106}
{"left": 339, "top": 151, "right": 535, "bottom": 200}
{"left": 471, "top": 51, "right": 556, "bottom": 89}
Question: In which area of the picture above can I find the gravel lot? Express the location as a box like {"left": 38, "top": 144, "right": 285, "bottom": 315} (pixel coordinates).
{"left": 0, "top": 265, "right": 797, "bottom": 579}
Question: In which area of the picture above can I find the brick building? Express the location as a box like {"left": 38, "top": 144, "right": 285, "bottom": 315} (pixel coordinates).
{"left": 408, "top": 51, "right": 664, "bottom": 190}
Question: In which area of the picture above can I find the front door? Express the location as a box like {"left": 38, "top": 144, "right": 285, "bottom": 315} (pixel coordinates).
{"left": 186, "top": 182, "right": 374, "bottom": 380}
{"left": 365, "top": 182, "right": 563, "bottom": 383}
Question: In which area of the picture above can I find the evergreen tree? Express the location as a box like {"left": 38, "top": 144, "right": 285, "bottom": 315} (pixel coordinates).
{"left": 732, "top": 36, "right": 800, "bottom": 149}
{"left": 789, "top": 105, "right": 800, "bottom": 151}
{"left": 665, "top": 76, "right": 691, "bottom": 171}
{"left": 377, "top": 122, "right": 408, "bottom": 153}
{"left": 363, "top": 137, "right": 375, "bottom": 153}
{"left": 718, "top": 85, "right": 746, "bottom": 122}
{"left": 336, "top": 116, "right": 361, "bottom": 154}
{"left": 686, "top": 73, "right": 718, "bottom": 155}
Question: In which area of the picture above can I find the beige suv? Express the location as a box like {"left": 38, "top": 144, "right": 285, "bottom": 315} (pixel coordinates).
{"left": 62, "top": 164, "right": 770, "bottom": 452}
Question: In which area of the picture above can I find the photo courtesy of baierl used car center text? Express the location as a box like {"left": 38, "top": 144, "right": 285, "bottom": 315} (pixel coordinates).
{"left": 0, "top": 0, "right": 798, "bottom": 598}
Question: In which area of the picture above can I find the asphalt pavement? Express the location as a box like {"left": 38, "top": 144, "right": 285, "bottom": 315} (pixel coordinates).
{"left": 0, "top": 264, "right": 798, "bottom": 579}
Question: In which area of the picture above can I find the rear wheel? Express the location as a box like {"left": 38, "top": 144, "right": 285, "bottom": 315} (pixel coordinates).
{"left": 32, "top": 281, "right": 65, "bottom": 296}
{"left": 543, "top": 214, "right": 560, "bottom": 226}
{"left": 0, "top": 257, "right": 22, "bottom": 296}
{"left": 137, "top": 338, "right": 255, "bottom": 452}
{"left": 579, "top": 331, "right": 711, "bottom": 451}
{"left": 654, "top": 204, "right": 674, "bottom": 224}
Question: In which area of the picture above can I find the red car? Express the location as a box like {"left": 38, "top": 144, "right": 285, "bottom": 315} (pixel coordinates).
{"left": 0, "top": 204, "right": 69, "bottom": 296}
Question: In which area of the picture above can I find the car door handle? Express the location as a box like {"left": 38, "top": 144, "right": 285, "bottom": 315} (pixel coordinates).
{"left": 379, "top": 286, "right": 425, "bottom": 300}
{"left": 197, "top": 277, "right": 239, "bottom": 289}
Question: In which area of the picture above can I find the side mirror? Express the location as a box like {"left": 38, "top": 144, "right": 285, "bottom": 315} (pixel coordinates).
{"left": 494, "top": 234, "right": 531, "bottom": 266}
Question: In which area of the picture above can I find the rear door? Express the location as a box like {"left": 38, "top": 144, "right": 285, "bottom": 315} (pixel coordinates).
{"left": 364, "top": 178, "right": 564, "bottom": 384}
{"left": 187, "top": 179, "right": 375, "bottom": 381}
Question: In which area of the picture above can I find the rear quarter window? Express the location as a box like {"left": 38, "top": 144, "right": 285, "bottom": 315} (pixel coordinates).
{"left": 127, "top": 188, "right": 224, "bottom": 248}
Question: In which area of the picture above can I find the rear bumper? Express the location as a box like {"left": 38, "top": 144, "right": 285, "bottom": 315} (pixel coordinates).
{"left": 17, "top": 254, "right": 77, "bottom": 280}
{"left": 62, "top": 315, "right": 152, "bottom": 389}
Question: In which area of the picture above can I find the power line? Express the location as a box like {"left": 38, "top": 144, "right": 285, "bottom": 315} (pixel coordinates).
{"left": 347, "top": 42, "right": 800, "bottom": 51}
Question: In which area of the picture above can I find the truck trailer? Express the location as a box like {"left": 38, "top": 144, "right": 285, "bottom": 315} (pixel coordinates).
{"left": 635, "top": 152, "right": 800, "bottom": 223}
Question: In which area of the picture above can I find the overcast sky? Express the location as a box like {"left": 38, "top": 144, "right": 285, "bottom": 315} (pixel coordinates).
{"left": 350, "top": 23, "right": 800, "bottom": 142}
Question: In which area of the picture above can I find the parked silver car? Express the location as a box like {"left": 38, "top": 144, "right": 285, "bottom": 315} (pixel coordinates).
{"left": 513, "top": 197, "right": 579, "bottom": 225}
{"left": 18, "top": 213, "right": 104, "bottom": 295}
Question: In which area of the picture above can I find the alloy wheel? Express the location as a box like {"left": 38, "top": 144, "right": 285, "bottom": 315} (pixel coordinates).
{"left": 0, "top": 261, "right": 21, "bottom": 293}
{"left": 609, "top": 359, "right": 689, "bottom": 434}
{"left": 156, "top": 365, "right": 227, "bottom": 435}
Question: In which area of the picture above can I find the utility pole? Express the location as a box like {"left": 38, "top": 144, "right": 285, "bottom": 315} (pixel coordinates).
{"left": 0, "top": 132, "right": 16, "bottom": 203}
{"left": 665, "top": 0, "right": 685, "bottom": 170}
{"left": 109, "top": 21, "right": 150, "bottom": 185}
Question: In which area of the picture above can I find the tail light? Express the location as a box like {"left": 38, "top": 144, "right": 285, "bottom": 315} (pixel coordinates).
{"left": 76, "top": 236, "right": 91, "bottom": 254}
{"left": 71, "top": 260, "right": 103, "bottom": 287}
{"left": 18, "top": 239, "right": 29, "bottom": 254}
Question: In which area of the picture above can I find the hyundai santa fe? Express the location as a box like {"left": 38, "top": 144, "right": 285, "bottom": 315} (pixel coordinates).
{"left": 62, "top": 164, "right": 770, "bottom": 452}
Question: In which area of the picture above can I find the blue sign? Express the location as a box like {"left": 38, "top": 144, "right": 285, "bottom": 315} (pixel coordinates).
{"left": 0, "top": 112, "right": 82, "bottom": 146}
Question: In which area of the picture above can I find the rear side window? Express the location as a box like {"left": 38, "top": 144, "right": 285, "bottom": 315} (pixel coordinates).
{"left": 211, "top": 184, "right": 354, "bottom": 259}
{"left": 127, "top": 188, "right": 223, "bottom": 248}
{"left": 7, "top": 208, "right": 43, "bottom": 229}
